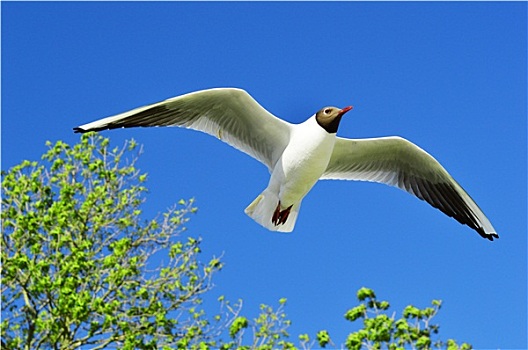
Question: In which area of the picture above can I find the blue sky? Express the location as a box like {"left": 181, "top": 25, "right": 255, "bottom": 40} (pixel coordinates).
{"left": 2, "top": 2, "right": 526, "bottom": 348}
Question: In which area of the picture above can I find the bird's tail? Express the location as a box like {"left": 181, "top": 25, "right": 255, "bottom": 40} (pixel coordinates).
{"left": 245, "top": 189, "right": 301, "bottom": 233}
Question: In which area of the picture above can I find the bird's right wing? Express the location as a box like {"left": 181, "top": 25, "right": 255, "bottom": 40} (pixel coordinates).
{"left": 321, "top": 136, "right": 497, "bottom": 240}
{"left": 74, "top": 88, "right": 292, "bottom": 172}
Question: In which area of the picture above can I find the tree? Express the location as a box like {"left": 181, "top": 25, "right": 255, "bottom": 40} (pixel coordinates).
{"left": 1, "top": 135, "right": 223, "bottom": 349}
{"left": 1, "top": 134, "right": 471, "bottom": 349}
{"left": 337, "top": 287, "right": 472, "bottom": 350}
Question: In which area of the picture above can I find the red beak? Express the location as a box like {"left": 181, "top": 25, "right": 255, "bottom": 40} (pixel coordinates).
{"left": 339, "top": 106, "right": 353, "bottom": 115}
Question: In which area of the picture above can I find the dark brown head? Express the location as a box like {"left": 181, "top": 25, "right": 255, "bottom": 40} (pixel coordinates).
{"left": 315, "top": 106, "right": 353, "bottom": 134}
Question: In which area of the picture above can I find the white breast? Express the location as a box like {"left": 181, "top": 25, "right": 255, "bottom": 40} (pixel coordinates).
{"left": 271, "top": 115, "right": 336, "bottom": 205}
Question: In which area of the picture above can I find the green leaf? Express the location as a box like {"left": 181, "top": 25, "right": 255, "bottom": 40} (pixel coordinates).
{"left": 299, "top": 333, "right": 310, "bottom": 343}
{"left": 344, "top": 304, "right": 367, "bottom": 322}
{"left": 317, "top": 330, "right": 331, "bottom": 348}
{"left": 357, "top": 287, "right": 376, "bottom": 301}
{"left": 416, "top": 335, "right": 431, "bottom": 349}
{"left": 229, "top": 317, "right": 248, "bottom": 338}
{"left": 403, "top": 305, "right": 421, "bottom": 319}
{"left": 379, "top": 301, "right": 390, "bottom": 310}
{"left": 345, "top": 332, "right": 363, "bottom": 350}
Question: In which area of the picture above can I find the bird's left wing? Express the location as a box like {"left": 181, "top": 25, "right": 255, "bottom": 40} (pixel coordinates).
{"left": 74, "top": 88, "right": 292, "bottom": 172}
{"left": 321, "top": 136, "right": 497, "bottom": 240}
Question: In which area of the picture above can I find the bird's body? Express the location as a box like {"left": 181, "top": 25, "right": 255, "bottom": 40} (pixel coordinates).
{"left": 74, "top": 87, "right": 498, "bottom": 240}
{"left": 246, "top": 115, "right": 337, "bottom": 231}
{"left": 276, "top": 115, "right": 337, "bottom": 205}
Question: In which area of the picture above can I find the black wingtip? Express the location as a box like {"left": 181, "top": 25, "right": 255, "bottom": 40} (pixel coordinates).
{"left": 478, "top": 227, "right": 499, "bottom": 241}
{"left": 73, "top": 127, "right": 86, "bottom": 134}
{"left": 488, "top": 233, "right": 499, "bottom": 241}
{"left": 74, "top": 127, "right": 104, "bottom": 133}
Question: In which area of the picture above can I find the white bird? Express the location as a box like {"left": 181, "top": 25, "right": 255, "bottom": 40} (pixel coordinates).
{"left": 74, "top": 88, "right": 498, "bottom": 240}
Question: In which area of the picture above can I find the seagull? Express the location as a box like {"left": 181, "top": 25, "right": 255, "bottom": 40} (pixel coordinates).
{"left": 74, "top": 87, "right": 498, "bottom": 241}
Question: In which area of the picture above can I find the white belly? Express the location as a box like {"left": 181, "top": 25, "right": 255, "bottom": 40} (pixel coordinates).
{"left": 269, "top": 116, "right": 336, "bottom": 206}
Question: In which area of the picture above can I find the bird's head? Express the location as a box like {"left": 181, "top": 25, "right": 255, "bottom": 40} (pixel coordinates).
{"left": 315, "top": 106, "right": 353, "bottom": 134}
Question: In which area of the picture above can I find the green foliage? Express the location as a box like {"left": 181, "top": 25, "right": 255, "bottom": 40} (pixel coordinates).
{"left": 1, "top": 134, "right": 220, "bottom": 349}
{"left": 217, "top": 298, "right": 294, "bottom": 350}
{"left": 1, "top": 135, "right": 473, "bottom": 350}
{"left": 317, "top": 330, "right": 331, "bottom": 348}
{"left": 229, "top": 317, "right": 249, "bottom": 338}
{"left": 339, "top": 287, "right": 472, "bottom": 350}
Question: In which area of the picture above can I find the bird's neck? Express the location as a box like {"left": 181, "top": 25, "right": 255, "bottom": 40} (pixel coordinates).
{"left": 315, "top": 115, "right": 342, "bottom": 134}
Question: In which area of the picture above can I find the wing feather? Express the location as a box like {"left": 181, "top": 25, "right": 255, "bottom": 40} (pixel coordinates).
{"left": 322, "top": 136, "right": 497, "bottom": 240}
{"left": 74, "top": 88, "right": 292, "bottom": 171}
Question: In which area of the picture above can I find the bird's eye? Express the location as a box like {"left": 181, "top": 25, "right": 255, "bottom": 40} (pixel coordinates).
{"left": 324, "top": 108, "right": 331, "bottom": 114}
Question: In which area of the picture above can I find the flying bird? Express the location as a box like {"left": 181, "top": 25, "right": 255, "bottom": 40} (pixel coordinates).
{"left": 74, "top": 88, "right": 498, "bottom": 240}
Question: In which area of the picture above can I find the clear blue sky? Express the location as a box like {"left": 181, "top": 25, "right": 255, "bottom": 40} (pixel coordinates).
{"left": 2, "top": 2, "right": 526, "bottom": 348}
